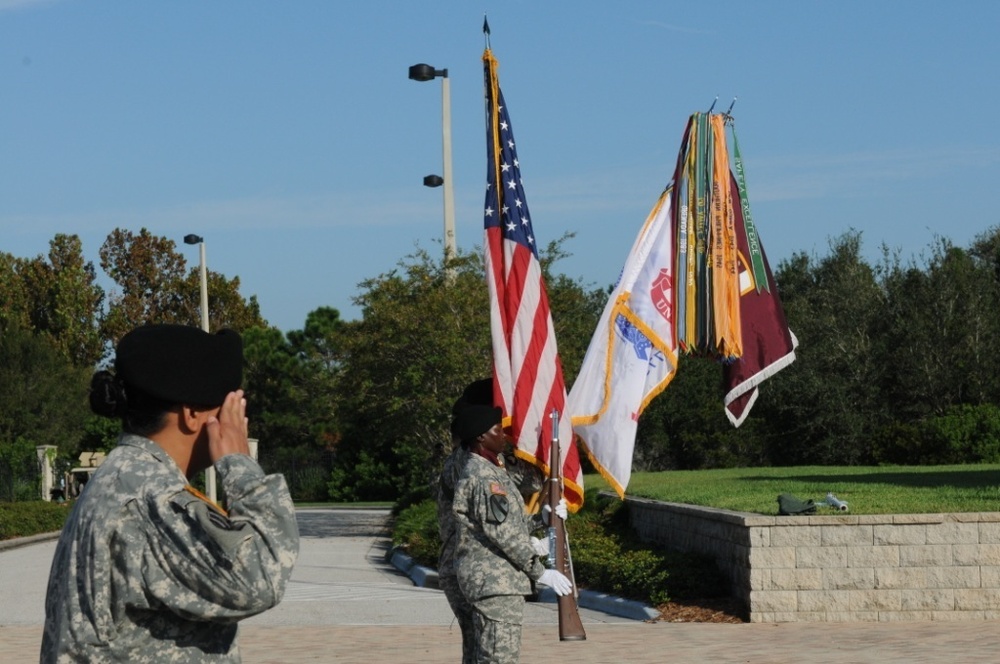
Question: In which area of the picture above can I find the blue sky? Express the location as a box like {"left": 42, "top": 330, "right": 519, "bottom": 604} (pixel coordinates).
{"left": 2, "top": 1, "right": 998, "bottom": 332}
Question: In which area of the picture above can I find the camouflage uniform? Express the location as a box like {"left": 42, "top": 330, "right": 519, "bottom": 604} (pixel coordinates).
{"left": 436, "top": 445, "right": 476, "bottom": 664}
{"left": 453, "top": 453, "right": 546, "bottom": 664}
{"left": 41, "top": 433, "right": 300, "bottom": 663}
{"left": 501, "top": 450, "right": 544, "bottom": 503}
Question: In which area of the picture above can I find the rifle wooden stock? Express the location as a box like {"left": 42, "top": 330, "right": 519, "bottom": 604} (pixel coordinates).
{"left": 548, "top": 410, "right": 587, "bottom": 641}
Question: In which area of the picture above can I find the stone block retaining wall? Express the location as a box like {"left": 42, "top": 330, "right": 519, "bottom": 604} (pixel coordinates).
{"left": 624, "top": 496, "right": 1000, "bottom": 622}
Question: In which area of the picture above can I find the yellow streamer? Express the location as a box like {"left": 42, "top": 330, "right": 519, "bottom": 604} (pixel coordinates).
{"left": 709, "top": 114, "right": 742, "bottom": 358}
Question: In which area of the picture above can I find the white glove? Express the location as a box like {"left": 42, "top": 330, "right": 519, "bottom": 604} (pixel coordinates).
{"left": 541, "top": 499, "right": 569, "bottom": 526}
{"left": 529, "top": 536, "right": 550, "bottom": 556}
{"left": 538, "top": 569, "right": 573, "bottom": 596}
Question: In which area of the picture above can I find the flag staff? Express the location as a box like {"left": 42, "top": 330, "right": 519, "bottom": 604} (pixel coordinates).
{"left": 483, "top": 14, "right": 491, "bottom": 48}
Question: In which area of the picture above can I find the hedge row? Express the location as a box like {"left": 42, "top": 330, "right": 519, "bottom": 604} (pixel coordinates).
{"left": 0, "top": 500, "right": 69, "bottom": 541}
{"left": 393, "top": 493, "right": 728, "bottom": 606}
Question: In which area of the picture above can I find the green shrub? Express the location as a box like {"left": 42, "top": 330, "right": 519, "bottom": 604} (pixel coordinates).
{"left": 931, "top": 404, "right": 1000, "bottom": 463}
{"left": 0, "top": 500, "right": 69, "bottom": 540}
{"left": 392, "top": 499, "right": 440, "bottom": 568}
{"left": 390, "top": 493, "right": 730, "bottom": 607}
{"left": 875, "top": 404, "right": 1000, "bottom": 464}
{"left": 328, "top": 450, "right": 398, "bottom": 502}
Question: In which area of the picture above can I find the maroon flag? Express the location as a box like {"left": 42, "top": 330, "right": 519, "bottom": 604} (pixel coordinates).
{"left": 723, "top": 174, "right": 798, "bottom": 426}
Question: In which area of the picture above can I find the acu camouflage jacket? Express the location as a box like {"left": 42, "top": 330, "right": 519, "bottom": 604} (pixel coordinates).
{"left": 452, "top": 453, "right": 545, "bottom": 604}
{"left": 41, "top": 433, "right": 299, "bottom": 663}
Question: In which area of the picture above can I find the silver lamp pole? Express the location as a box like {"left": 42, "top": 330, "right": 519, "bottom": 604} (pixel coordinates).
{"left": 184, "top": 234, "right": 217, "bottom": 503}
{"left": 409, "top": 63, "right": 457, "bottom": 277}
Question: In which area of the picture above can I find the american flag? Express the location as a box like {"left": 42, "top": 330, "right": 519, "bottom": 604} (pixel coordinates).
{"left": 482, "top": 49, "right": 583, "bottom": 509}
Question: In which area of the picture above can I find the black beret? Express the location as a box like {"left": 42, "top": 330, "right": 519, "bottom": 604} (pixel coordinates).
{"left": 450, "top": 378, "right": 494, "bottom": 415}
{"left": 451, "top": 404, "right": 502, "bottom": 443}
{"left": 115, "top": 324, "right": 243, "bottom": 406}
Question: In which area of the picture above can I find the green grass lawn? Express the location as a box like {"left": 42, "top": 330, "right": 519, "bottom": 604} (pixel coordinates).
{"left": 585, "top": 464, "right": 1000, "bottom": 515}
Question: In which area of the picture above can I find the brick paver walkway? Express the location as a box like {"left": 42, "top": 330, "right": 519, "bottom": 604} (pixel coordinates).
{"left": 6, "top": 622, "right": 1000, "bottom": 663}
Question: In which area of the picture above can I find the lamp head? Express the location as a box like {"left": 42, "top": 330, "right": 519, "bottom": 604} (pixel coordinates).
{"left": 408, "top": 63, "right": 446, "bottom": 81}
{"left": 423, "top": 175, "right": 444, "bottom": 188}
{"left": 183, "top": 234, "right": 203, "bottom": 245}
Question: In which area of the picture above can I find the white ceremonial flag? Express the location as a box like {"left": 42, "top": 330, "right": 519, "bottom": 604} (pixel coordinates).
{"left": 567, "top": 188, "right": 679, "bottom": 497}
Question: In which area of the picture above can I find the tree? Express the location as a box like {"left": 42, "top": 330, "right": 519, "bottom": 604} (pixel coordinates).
{"left": 99, "top": 228, "right": 265, "bottom": 349}
{"left": 243, "top": 316, "right": 343, "bottom": 451}
{"left": 43, "top": 235, "right": 105, "bottom": 366}
{"left": 878, "top": 233, "right": 1000, "bottom": 432}
{"left": 330, "top": 248, "right": 492, "bottom": 502}
{"left": 635, "top": 357, "right": 768, "bottom": 471}
{"left": 99, "top": 228, "right": 187, "bottom": 346}
{"left": 759, "top": 231, "right": 888, "bottom": 465}
{"left": 287, "top": 306, "right": 346, "bottom": 372}
{"left": 0, "top": 252, "right": 31, "bottom": 332}
{"left": 328, "top": 234, "right": 607, "bottom": 503}
{"left": 969, "top": 224, "right": 1000, "bottom": 284}
{"left": 242, "top": 324, "right": 340, "bottom": 500}
{"left": 964, "top": 225, "right": 1000, "bottom": 403}
{"left": 0, "top": 236, "right": 104, "bottom": 367}
{"left": 0, "top": 325, "right": 90, "bottom": 455}
{"left": 175, "top": 270, "right": 266, "bottom": 334}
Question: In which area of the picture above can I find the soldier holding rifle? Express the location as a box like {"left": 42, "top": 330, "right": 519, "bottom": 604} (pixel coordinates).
{"left": 440, "top": 381, "right": 567, "bottom": 662}
{"left": 452, "top": 404, "right": 573, "bottom": 663}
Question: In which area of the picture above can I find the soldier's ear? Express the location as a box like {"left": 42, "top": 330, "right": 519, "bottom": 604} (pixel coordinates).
{"left": 178, "top": 405, "right": 202, "bottom": 434}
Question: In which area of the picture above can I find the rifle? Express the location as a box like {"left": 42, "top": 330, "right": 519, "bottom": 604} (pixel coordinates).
{"left": 547, "top": 409, "right": 587, "bottom": 641}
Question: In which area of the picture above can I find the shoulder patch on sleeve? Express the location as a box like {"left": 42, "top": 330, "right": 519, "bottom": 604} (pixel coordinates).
{"left": 192, "top": 500, "right": 252, "bottom": 555}
{"left": 489, "top": 482, "right": 507, "bottom": 496}
{"left": 487, "top": 493, "right": 510, "bottom": 524}
{"left": 171, "top": 489, "right": 251, "bottom": 555}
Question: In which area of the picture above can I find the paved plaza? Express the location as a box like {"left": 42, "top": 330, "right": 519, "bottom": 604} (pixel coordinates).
{"left": 2, "top": 508, "right": 999, "bottom": 662}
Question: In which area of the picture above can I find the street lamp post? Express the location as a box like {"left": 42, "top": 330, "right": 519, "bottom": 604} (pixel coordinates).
{"left": 408, "top": 63, "right": 457, "bottom": 271}
{"left": 183, "top": 234, "right": 209, "bottom": 333}
{"left": 183, "top": 234, "right": 216, "bottom": 503}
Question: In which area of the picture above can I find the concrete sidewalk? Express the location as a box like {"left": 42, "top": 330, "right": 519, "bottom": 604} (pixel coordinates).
{"left": 241, "top": 509, "right": 636, "bottom": 630}
{"left": 3, "top": 508, "right": 1000, "bottom": 663}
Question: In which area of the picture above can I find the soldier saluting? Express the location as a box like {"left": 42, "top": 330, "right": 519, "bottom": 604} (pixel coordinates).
{"left": 41, "top": 324, "right": 299, "bottom": 663}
